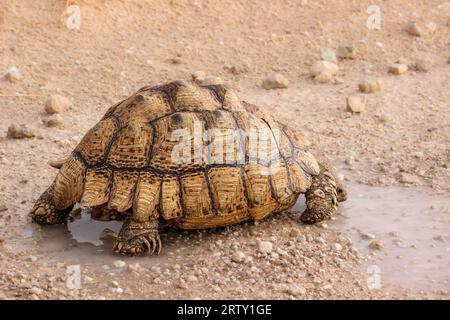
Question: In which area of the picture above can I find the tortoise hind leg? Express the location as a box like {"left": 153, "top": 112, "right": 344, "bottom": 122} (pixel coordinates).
{"left": 300, "top": 161, "right": 346, "bottom": 224}
{"left": 113, "top": 218, "right": 161, "bottom": 256}
{"left": 29, "top": 184, "right": 73, "bottom": 225}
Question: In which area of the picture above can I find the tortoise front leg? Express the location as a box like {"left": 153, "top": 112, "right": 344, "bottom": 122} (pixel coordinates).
{"left": 113, "top": 218, "right": 161, "bottom": 256}
{"left": 29, "top": 184, "right": 73, "bottom": 225}
{"left": 300, "top": 161, "right": 347, "bottom": 224}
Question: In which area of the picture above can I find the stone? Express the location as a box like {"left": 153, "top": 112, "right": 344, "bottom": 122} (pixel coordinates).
{"left": 128, "top": 263, "right": 141, "bottom": 272}
{"left": 406, "top": 21, "right": 436, "bottom": 37}
{"left": 314, "top": 72, "right": 334, "bottom": 84}
{"left": 359, "top": 78, "right": 383, "bottom": 93}
{"left": 320, "top": 48, "right": 337, "bottom": 62}
{"left": 399, "top": 172, "right": 420, "bottom": 184}
{"left": 369, "top": 240, "right": 384, "bottom": 250}
{"left": 414, "top": 58, "right": 433, "bottom": 72}
{"left": 43, "top": 114, "right": 64, "bottom": 127}
{"left": 226, "top": 62, "right": 250, "bottom": 75}
{"left": 331, "top": 243, "right": 343, "bottom": 252}
{"left": 337, "top": 41, "right": 356, "bottom": 59}
{"left": 6, "top": 124, "right": 35, "bottom": 139}
{"left": 192, "top": 71, "right": 206, "bottom": 85}
{"left": 406, "top": 21, "right": 424, "bottom": 37}
{"left": 285, "top": 284, "right": 306, "bottom": 296}
{"left": 170, "top": 56, "right": 183, "bottom": 64}
{"left": 358, "top": 230, "right": 376, "bottom": 240}
{"left": 257, "top": 240, "right": 273, "bottom": 254}
{"left": 100, "top": 228, "right": 118, "bottom": 240}
{"left": 201, "top": 76, "right": 223, "bottom": 86}
{"left": 113, "top": 260, "right": 126, "bottom": 268}
{"left": 388, "top": 64, "right": 408, "bottom": 75}
{"left": 262, "top": 73, "right": 289, "bottom": 89}
{"left": 186, "top": 275, "right": 198, "bottom": 282}
{"left": 289, "top": 228, "right": 300, "bottom": 238}
{"left": 0, "top": 204, "right": 7, "bottom": 213}
{"left": 346, "top": 95, "right": 366, "bottom": 113}
{"left": 231, "top": 250, "right": 246, "bottom": 263}
{"left": 45, "top": 95, "right": 72, "bottom": 114}
{"left": 310, "top": 61, "right": 339, "bottom": 77}
{"left": 4, "top": 66, "right": 22, "bottom": 82}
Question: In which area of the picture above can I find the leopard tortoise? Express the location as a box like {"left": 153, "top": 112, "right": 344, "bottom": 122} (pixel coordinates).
{"left": 30, "top": 80, "right": 347, "bottom": 256}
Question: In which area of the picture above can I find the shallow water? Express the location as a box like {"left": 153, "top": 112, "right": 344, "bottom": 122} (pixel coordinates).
{"left": 330, "top": 183, "right": 449, "bottom": 293}
{"left": 11, "top": 182, "right": 450, "bottom": 293}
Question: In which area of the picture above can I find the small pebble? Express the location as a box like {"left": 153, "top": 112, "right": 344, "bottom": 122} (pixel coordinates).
{"left": 231, "top": 250, "right": 246, "bottom": 263}
{"left": 262, "top": 73, "right": 289, "bottom": 89}
{"left": 359, "top": 78, "right": 383, "bottom": 93}
{"left": 4, "top": 66, "right": 22, "bottom": 82}
{"left": 113, "top": 260, "right": 126, "bottom": 268}
{"left": 346, "top": 95, "right": 366, "bottom": 113}
{"left": 331, "top": 243, "right": 343, "bottom": 252}
{"left": 414, "top": 58, "right": 433, "bottom": 72}
{"left": 369, "top": 240, "right": 384, "bottom": 250}
{"left": 320, "top": 47, "right": 337, "bottom": 62}
{"left": 257, "top": 240, "right": 273, "bottom": 254}
{"left": 310, "top": 61, "right": 339, "bottom": 77}
{"left": 388, "top": 63, "right": 408, "bottom": 75}
{"left": 6, "top": 124, "right": 35, "bottom": 139}
{"left": 44, "top": 95, "right": 72, "bottom": 114}
{"left": 43, "top": 114, "right": 64, "bottom": 128}
{"left": 337, "top": 41, "right": 356, "bottom": 59}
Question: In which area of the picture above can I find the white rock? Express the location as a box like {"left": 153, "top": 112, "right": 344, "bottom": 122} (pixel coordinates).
{"left": 257, "top": 240, "right": 273, "bottom": 254}
{"left": 319, "top": 48, "right": 337, "bottom": 62}
{"left": 45, "top": 95, "right": 72, "bottom": 114}
{"left": 346, "top": 95, "right": 366, "bottom": 113}
{"left": 201, "top": 76, "right": 223, "bottom": 86}
{"left": 113, "top": 260, "right": 127, "bottom": 268}
{"left": 192, "top": 71, "right": 206, "bottom": 84}
{"left": 231, "top": 250, "right": 246, "bottom": 263}
{"left": 310, "top": 61, "right": 339, "bottom": 77}
{"left": 186, "top": 275, "right": 198, "bottom": 282}
{"left": 262, "top": 73, "right": 289, "bottom": 89}
{"left": 331, "top": 243, "right": 343, "bottom": 252}
{"left": 30, "top": 287, "right": 43, "bottom": 295}
{"left": 4, "top": 66, "right": 22, "bottom": 82}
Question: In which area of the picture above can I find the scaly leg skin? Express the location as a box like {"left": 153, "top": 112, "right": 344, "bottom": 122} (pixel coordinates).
{"left": 113, "top": 219, "right": 161, "bottom": 256}
{"left": 29, "top": 184, "right": 73, "bottom": 225}
{"left": 301, "top": 161, "right": 347, "bottom": 224}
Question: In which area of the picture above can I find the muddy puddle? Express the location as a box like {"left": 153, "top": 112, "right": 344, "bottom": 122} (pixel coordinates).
{"left": 7, "top": 182, "right": 450, "bottom": 294}
{"left": 326, "top": 183, "right": 449, "bottom": 294}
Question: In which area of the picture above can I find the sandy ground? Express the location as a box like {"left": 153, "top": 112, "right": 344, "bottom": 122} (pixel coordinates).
{"left": 0, "top": 0, "right": 449, "bottom": 299}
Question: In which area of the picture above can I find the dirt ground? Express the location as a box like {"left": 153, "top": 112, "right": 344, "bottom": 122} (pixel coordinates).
{"left": 0, "top": 0, "right": 449, "bottom": 300}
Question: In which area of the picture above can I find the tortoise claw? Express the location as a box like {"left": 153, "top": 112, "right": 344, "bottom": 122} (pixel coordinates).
{"left": 113, "top": 219, "right": 161, "bottom": 256}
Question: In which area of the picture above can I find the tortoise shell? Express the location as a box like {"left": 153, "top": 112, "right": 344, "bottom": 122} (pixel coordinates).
{"left": 51, "top": 80, "right": 319, "bottom": 229}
